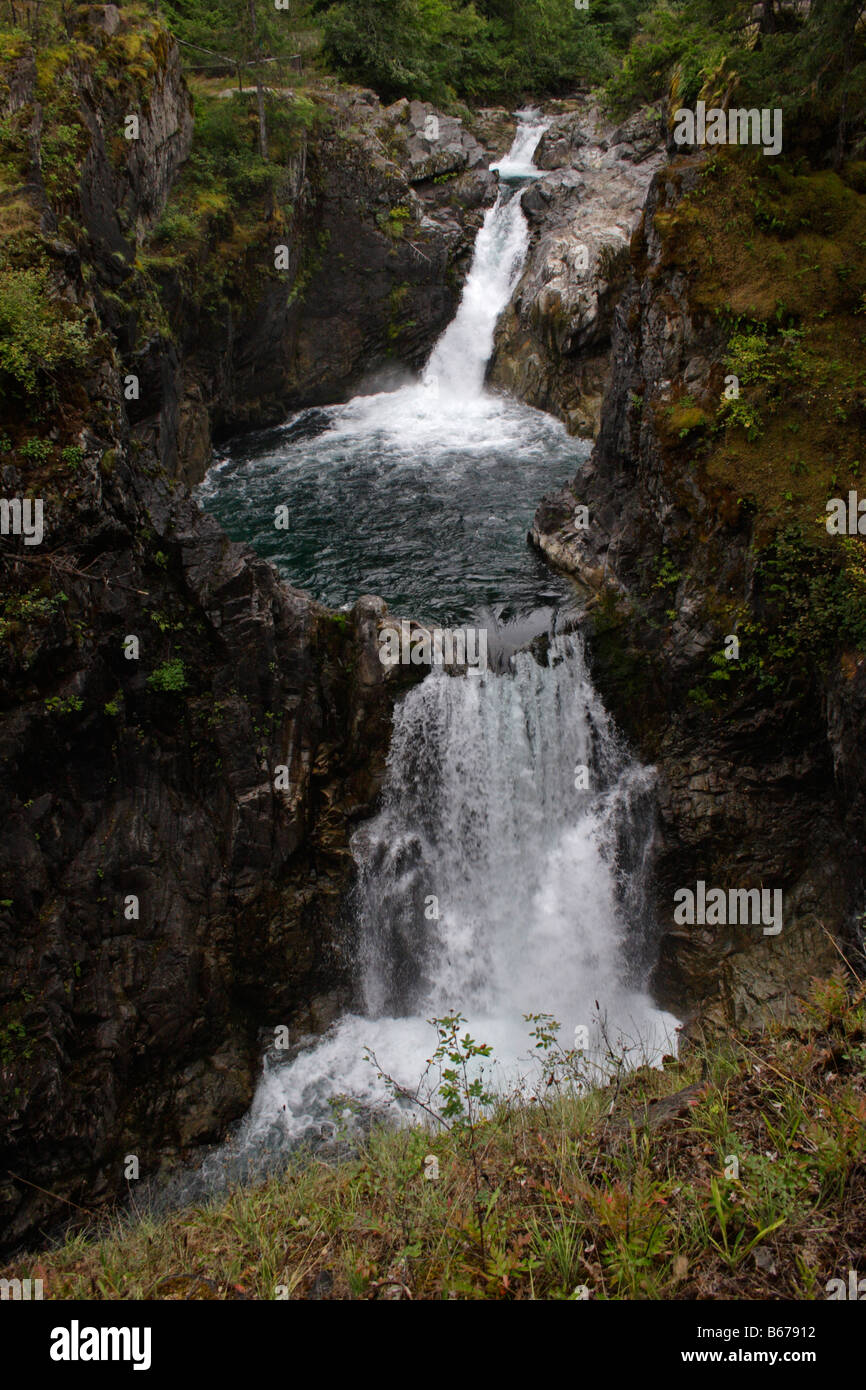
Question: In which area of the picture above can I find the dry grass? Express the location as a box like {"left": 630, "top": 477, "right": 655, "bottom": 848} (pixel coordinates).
{"left": 3, "top": 973, "right": 864, "bottom": 1301}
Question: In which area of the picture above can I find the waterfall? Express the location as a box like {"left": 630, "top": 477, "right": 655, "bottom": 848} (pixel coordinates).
{"left": 353, "top": 636, "right": 670, "bottom": 1057}
{"left": 489, "top": 107, "right": 550, "bottom": 179}
{"left": 422, "top": 116, "right": 545, "bottom": 398}
{"left": 193, "top": 114, "right": 679, "bottom": 1184}
{"left": 227, "top": 635, "right": 677, "bottom": 1162}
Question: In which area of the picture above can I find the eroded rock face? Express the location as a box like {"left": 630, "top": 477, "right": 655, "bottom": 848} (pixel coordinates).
{"left": 92, "top": 75, "right": 499, "bottom": 487}
{"left": 530, "top": 161, "right": 861, "bottom": 1032}
{"left": 488, "top": 102, "right": 665, "bottom": 436}
{"left": 389, "top": 98, "right": 490, "bottom": 182}
{"left": 0, "top": 22, "right": 429, "bottom": 1248}
{"left": 0, "top": 408, "right": 416, "bottom": 1245}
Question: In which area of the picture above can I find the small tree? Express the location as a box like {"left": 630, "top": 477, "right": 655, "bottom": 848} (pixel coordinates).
{"left": 163, "top": 0, "right": 309, "bottom": 159}
{"left": 366, "top": 1013, "right": 497, "bottom": 1258}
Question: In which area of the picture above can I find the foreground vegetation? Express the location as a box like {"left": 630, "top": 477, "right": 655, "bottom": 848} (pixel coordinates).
{"left": 3, "top": 973, "right": 863, "bottom": 1300}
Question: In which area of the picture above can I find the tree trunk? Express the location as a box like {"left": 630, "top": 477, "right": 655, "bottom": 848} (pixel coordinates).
{"left": 256, "top": 79, "right": 269, "bottom": 162}
{"left": 760, "top": 0, "right": 777, "bottom": 35}
{"left": 248, "top": 0, "right": 269, "bottom": 162}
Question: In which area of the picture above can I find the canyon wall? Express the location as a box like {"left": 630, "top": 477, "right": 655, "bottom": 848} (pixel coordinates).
{"left": 0, "top": 7, "right": 477, "bottom": 1246}
{"left": 530, "top": 146, "right": 866, "bottom": 1032}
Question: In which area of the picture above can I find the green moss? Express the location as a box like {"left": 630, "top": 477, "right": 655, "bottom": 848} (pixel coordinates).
{"left": 649, "top": 149, "right": 866, "bottom": 682}
{"left": 665, "top": 402, "right": 710, "bottom": 441}
{"left": 377, "top": 204, "right": 412, "bottom": 239}
{"left": 0, "top": 1016, "right": 31, "bottom": 1066}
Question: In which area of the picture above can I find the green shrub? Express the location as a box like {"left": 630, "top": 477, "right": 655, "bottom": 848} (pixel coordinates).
{"left": 19, "top": 437, "right": 52, "bottom": 464}
{"left": 147, "top": 658, "right": 187, "bottom": 694}
{"left": 0, "top": 588, "right": 67, "bottom": 641}
{"left": 44, "top": 694, "right": 84, "bottom": 716}
{"left": 41, "top": 121, "right": 87, "bottom": 201}
{"left": 152, "top": 207, "right": 199, "bottom": 245}
{"left": 0, "top": 266, "right": 89, "bottom": 397}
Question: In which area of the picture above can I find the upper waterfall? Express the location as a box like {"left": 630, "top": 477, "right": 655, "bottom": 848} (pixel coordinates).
{"left": 423, "top": 112, "right": 547, "bottom": 398}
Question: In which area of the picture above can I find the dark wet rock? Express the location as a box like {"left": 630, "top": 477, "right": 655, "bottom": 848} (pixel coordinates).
{"left": 530, "top": 160, "right": 858, "bottom": 1030}
{"left": 0, "top": 21, "right": 430, "bottom": 1249}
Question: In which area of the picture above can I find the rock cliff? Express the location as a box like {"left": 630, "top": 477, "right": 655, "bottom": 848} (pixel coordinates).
{"left": 530, "top": 147, "right": 866, "bottom": 1031}
{"left": 0, "top": 7, "right": 468, "bottom": 1247}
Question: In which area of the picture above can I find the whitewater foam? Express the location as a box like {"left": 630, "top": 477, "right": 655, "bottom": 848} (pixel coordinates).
{"left": 193, "top": 112, "right": 679, "bottom": 1186}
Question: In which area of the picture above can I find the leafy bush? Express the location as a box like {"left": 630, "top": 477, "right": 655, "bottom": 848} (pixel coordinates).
{"left": 40, "top": 121, "right": 87, "bottom": 201}
{"left": 717, "top": 323, "right": 808, "bottom": 442}
{"left": 695, "top": 525, "right": 866, "bottom": 705}
{"left": 0, "top": 266, "right": 89, "bottom": 397}
{"left": 44, "top": 694, "right": 84, "bottom": 716}
{"left": 758, "top": 526, "right": 866, "bottom": 664}
{"left": 152, "top": 206, "right": 199, "bottom": 245}
{"left": 0, "top": 587, "right": 67, "bottom": 641}
{"left": 19, "top": 437, "right": 52, "bottom": 464}
{"left": 146, "top": 658, "right": 187, "bottom": 694}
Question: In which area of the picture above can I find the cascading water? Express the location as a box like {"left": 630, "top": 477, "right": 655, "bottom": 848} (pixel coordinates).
{"left": 353, "top": 636, "right": 668, "bottom": 1047}
{"left": 489, "top": 107, "right": 551, "bottom": 179}
{"left": 193, "top": 113, "right": 679, "bottom": 1191}
{"left": 422, "top": 116, "right": 544, "bottom": 398}
{"left": 196, "top": 111, "right": 576, "bottom": 627}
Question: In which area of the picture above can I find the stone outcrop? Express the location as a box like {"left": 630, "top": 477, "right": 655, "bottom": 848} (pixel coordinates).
{"left": 530, "top": 156, "right": 864, "bottom": 1032}
{"left": 0, "top": 12, "right": 432, "bottom": 1248}
{"left": 488, "top": 102, "right": 665, "bottom": 436}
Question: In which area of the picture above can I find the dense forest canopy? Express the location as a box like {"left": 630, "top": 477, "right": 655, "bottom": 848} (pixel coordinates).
{"left": 4, "top": 2, "right": 862, "bottom": 159}
{"left": 153, "top": 0, "right": 866, "bottom": 162}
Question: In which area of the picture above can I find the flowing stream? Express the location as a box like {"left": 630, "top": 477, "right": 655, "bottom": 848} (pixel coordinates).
{"left": 195, "top": 112, "right": 679, "bottom": 1188}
